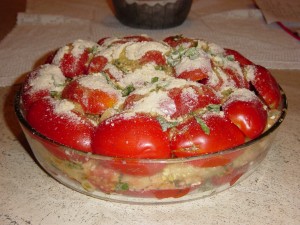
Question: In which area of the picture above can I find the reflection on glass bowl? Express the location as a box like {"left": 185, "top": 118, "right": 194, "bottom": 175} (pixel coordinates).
{"left": 15, "top": 88, "right": 287, "bottom": 204}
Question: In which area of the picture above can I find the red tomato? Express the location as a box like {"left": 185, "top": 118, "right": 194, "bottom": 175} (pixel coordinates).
{"left": 211, "top": 164, "right": 249, "bottom": 186}
{"left": 251, "top": 65, "right": 281, "bottom": 109}
{"left": 97, "top": 37, "right": 110, "bottom": 45}
{"left": 167, "top": 85, "right": 221, "bottom": 118}
{"left": 88, "top": 55, "right": 108, "bottom": 73}
{"left": 199, "top": 67, "right": 224, "bottom": 91}
{"left": 139, "top": 50, "right": 166, "bottom": 65}
{"left": 177, "top": 68, "right": 208, "bottom": 81}
{"left": 123, "top": 93, "right": 144, "bottom": 109}
{"left": 103, "top": 158, "right": 166, "bottom": 176}
{"left": 92, "top": 114, "right": 170, "bottom": 175}
{"left": 40, "top": 138, "right": 89, "bottom": 163}
{"left": 170, "top": 113, "right": 245, "bottom": 157}
{"left": 223, "top": 91, "right": 268, "bottom": 139}
{"left": 224, "top": 49, "right": 254, "bottom": 66}
{"left": 92, "top": 114, "right": 171, "bottom": 159}
{"left": 163, "top": 35, "right": 196, "bottom": 48}
{"left": 59, "top": 49, "right": 90, "bottom": 78}
{"left": 61, "top": 79, "right": 119, "bottom": 115}
{"left": 21, "top": 68, "right": 51, "bottom": 112}
{"left": 26, "top": 98, "right": 94, "bottom": 152}
{"left": 122, "top": 187, "right": 192, "bottom": 199}
{"left": 21, "top": 88, "right": 48, "bottom": 113}
{"left": 189, "top": 151, "right": 243, "bottom": 168}
{"left": 87, "top": 162, "right": 119, "bottom": 194}
{"left": 222, "top": 67, "right": 250, "bottom": 89}
{"left": 152, "top": 188, "right": 191, "bottom": 199}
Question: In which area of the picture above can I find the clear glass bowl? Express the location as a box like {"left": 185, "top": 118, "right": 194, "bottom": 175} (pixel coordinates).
{"left": 15, "top": 88, "right": 287, "bottom": 204}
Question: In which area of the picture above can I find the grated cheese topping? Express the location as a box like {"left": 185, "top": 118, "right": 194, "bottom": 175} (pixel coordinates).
{"left": 129, "top": 90, "right": 177, "bottom": 118}
{"left": 29, "top": 64, "right": 66, "bottom": 93}
{"left": 125, "top": 41, "right": 170, "bottom": 60}
{"left": 23, "top": 35, "right": 275, "bottom": 128}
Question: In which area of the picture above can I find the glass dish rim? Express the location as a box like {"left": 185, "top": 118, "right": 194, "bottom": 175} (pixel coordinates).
{"left": 14, "top": 86, "right": 288, "bottom": 163}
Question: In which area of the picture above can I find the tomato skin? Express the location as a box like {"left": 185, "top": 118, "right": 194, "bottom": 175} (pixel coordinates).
{"left": 59, "top": 49, "right": 90, "bottom": 78}
{"left": 177, "top": 68, "right": 208, "bottom": 81}
{"left": 139, "top": 50, "right": 166, "bottom": 65}
{"left": 211, "top": 164, "right": 249, "bottom": 186}
{"left": 222, "top": 67, "right": 250, "bottom": 89}
{"left": 152, "top": 188, "right": 191, "bottom": 199}
{"left": 223, "top": 95, "right": 268, "bottom": 139}
{"left": 167, "top": 85, "right": 221, "bottom": 118}
{"left": 92, "top": 114, "right": 170, "bottom": 175}
{"left": 26, "top": 98, "right": 94, "bottom": 152}
{"left": 40, "top": 138, "right": 89, "bottom": 163}
{"left": 189, "top": 151, "right": 243, "bottom": 168}
{"left": 21, "top": 66, "right": 64, "bottom": 113}
{"left": 251, "top": 65, "right": 281, "bottom": 109}
{"left": 97, "top": 37, "right": 109, "bottom": 45}
{"left": 103, "top": 158, "right": 166, "bottom": 176}
{"left": 88, "top": 55, "right": 108, "bottom": 73}
{"left": 92, "top": 114, "right": 171, "bottom": 159}
{"left": 170, "top": 114, "right": 245, "bottom": 157}
{"left": 163, "top": 35, "right": 196, "bottom": 48}
{"left": 123, "top": 93, "right": 144, "bottom": 110}
{"left": 122, "top": 187, "right": 192, "bottom": 199}
{"left": 224, "top": 49, "right": 253, "bottom": 66}
{"left": 62, "top": 79, "right": 118, "bottom": 115}
{"left": 21, "top": 89, "right": 48, "bottom": 113}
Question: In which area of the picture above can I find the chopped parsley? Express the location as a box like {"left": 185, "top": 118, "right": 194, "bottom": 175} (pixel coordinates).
{"left": 115, "top": 182, "right": 129, "bottom": 191}
{"left": 50, "top": 91, "right": 60, "bottom": 99}
{"left": 154, "top": 65, "right": 164, "bottom": 71}
{"left": 151, "top": 76, "right": 159, "bottom": 83}
{"left": 195, "top": 116, "right": 210, "bottom": 135}
{"left": 226, "top": 55, "right": 235, "bottom": 61}
{"left": 207, "top": 104, "right": 221, "bottom": 113}
{"left": 167, "top": 45, "right": 200, "bottom": 66}
{"left": 89, "top": 46, "right": 99, "bottom": 54}
{"left": 101, "top": 72, "right": 111, "bottom": 83}
{"left": 122, "top": 84, "right": 135, "bottom": 97}
{"left": 157, "top": 116, "right": 179, "bottom": 132}
{"left": 185, "top": 47, "right": 200, "bottom": 60}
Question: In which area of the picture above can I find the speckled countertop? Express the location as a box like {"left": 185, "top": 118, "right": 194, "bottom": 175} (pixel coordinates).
{"left": 0, "top": 70, "right": 299, "bottom": 225}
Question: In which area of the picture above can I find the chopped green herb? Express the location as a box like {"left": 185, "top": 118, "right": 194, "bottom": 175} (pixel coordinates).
{"left": 184, "top": 47, "right": 200, "bottom": 60}
{"left": 89, "top": 46, "right": 98, "bottom": 54}
{"left": 115, "top": 182, "right": 129, "bottom": 191}
{"left": 195, "top": 117, "right": 210, "bottom": 135}
{"left": 226, "top": 55, "right": 235, "bottom": 61}
{"left": 122, "top": 84, "right": 135, "bottom": 97}
{"left": 167, "top": 46, "right": 186, "bottom": 66}
{"left": 221, "top": 88, "right": 234, "bottom": 98}
{"left": 173, "top": 34, "right": 183, "bottom": 41}
{"left": 167, "top": 44, "right": 201, "bottom": 66}
{"left": 207, "top": 104, "right": 221, "bottom": 113}
{"left": 157, "top": 116, "right": 179, "bottom": 132}
{"left": 101, "top": 72, "right": 111, "bottom": 83}
{"left": 151, "top": 77, "right": 159, "bottom": 83}
{"left": 155, "top": 65, "right": 164, "bottom": 71}
{"left": 50, "top": 91, "right": 61, "bottom": 99}
{"left": 65, "top": 161, "right": 83, "bottom": 170}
